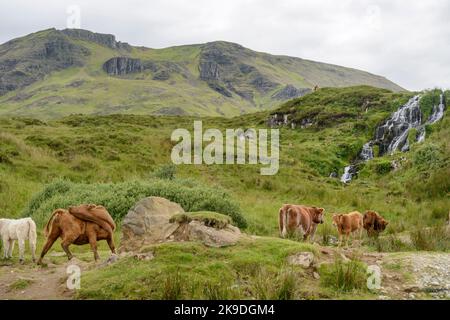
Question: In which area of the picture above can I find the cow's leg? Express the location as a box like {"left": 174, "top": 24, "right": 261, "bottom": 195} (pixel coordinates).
{"left": 309, "top": 224, "right": 317, "bottom": 243}
{"left": 61, "top": 240, "right": 74, "bottom": 261}
{"left": 338, "top": 233, "right": 342, "bottom": 247}
{"left": 88, "top": 238, "right": 100, "bottom": 261}
{"left": 29, "top": 238, "right": 36, "bottom": 263}
{"left": 37, "top": 234, "right": 58, "bottom": 265}
{"left": 106, "top": 235, "right": 116, "bottom": 255}
{"left": 18, "top": 239, "right": 25, "bottom": 264}
{"left": 3, "top": 237, "right": 10, "bottom": 259}
{"left": 86, "top": 229, "right": 100, "bottom": 261}
{"left": 7, "top": 239, "right": 15, "bottom": 258}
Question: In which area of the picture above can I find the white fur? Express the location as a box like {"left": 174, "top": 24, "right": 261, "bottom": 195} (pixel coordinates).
{"left": 0, "top": 217, "right": 37, "bottom": 262}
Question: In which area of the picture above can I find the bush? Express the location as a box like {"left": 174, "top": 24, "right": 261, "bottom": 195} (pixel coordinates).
{"left": 23, "top": 179, "right": 247, "bottom": 228}
{"left": 153, "top": 164, "right": 176, "bottom": 180}
{"left": 375, "top": 160, "right": 392, "bottom": 175}
{"left": 413, "top": 144, "right": 444, "bottom": 170}
{"left": 410, "top": 226, "right": 449, "bottom": 251}
{"left": 319, "top": 258, "right": 367, "bottom": 292}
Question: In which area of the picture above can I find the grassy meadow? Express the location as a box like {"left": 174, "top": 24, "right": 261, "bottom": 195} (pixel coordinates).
{"left": 0, "top": 86, "right": 449, "bottom": 299}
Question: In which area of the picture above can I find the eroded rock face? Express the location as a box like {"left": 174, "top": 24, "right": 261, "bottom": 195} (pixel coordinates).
{"left": 187, "top": 220, "right": 241, "bottom": 248}
{"left": 120, "top": 197, "right": 241, "bottom": 252}
{"left": 61, "top": 29, "right": 131, "bottom": 50}
{"left": 272, "top": 85, "right": 311, "bottom": 100}
{"left": 103, "top": 57, "right": 143, "bottom": 75}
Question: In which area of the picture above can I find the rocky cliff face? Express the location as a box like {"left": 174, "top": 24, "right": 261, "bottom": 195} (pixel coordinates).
{"left": 272, "top": 85, "right": 311, "bottom": 100}
{"left": 0, "top": 30, "right": 88, "bottom": 95}
{"left": 198, "top": 41, "right": 280, "bottom": 100}
{"left": 103, "top": 57, "right": 143, "bottom": 75}
{"left": 61, "top": 29, "right": 131, "bottom": 51}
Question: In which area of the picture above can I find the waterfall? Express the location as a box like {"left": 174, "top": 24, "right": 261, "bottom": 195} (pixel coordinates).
{"left": 359, "top": 142, "right": 374, "bottom": 161}
{"left": 340, "top": 166, "right": 353, "bottom": 183}
{"left": 375, "top": 96, "right": 422, "bottom": 155}
{"left": 338, "top": 92, "right": 446, "bottom": 184}
{"left": 427, "top": 94, "right": 445, "bottom": 124}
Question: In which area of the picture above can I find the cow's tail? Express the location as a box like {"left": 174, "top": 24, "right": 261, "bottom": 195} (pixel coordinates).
{"left": 279, "top": 206, "right": 288, "bottom": 238}
{"left": 44, "top": 210, "right": 61, "bottom": 238}
{"left": 27, "top": 218, "right": 37, "bottom": 242}
{"left": 27, "top": 218, "right": 37, "bottom": 258}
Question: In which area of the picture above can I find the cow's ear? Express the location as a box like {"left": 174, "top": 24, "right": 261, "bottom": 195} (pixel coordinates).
{"left": 318, "top": 208, "right": 324, "bottom": 213}
{"left": 87, "top": 204, "right": 96, "bottom": 210}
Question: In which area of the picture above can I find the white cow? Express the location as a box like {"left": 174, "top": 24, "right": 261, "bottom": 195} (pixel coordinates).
{"left": 0, "top": 217, "right": 37, "bottom": 263}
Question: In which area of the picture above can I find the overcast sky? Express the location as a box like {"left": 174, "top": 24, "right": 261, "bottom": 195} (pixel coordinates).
{"left": 1, "top": 0, "right": 449, "bottom": 90}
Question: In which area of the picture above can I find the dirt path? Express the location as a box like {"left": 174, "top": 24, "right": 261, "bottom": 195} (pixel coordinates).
{"left": 0, "top": 253, "right": 94, "bottom": 300}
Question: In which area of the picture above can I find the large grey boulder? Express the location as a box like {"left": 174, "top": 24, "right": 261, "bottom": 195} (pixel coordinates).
{"left": 120, "top": 196, "right": 241, "bottom": 252}
{"left": 120, "top": 197, "right": 184, "bottom": 252}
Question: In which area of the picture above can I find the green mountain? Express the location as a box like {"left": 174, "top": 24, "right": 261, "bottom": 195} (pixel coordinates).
{"left": 0, "top": 28, "right": 404, "bottom": 118}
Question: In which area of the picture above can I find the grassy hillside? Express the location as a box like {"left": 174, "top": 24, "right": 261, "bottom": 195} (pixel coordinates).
{"left": 0, "top": 29, "right": 404, "bottom": 118}
{"left": 0, "top": 85, "right": 448, "bottom": 300}
{"left": 0, "top": 86, "right": 448, "bottom": 238}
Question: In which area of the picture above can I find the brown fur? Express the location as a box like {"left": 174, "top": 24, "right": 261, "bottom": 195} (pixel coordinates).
{"left": 68, "top": 204, "right": 116, "bottom": 234}
{"left": 37, "top": 207, "right": 116, "bottom": 264}
{"left": 279, "top": 204, "right": 325, "bottom": 241}
{"left": 363, "top": 210, "right": 389, "bottom": 237}
{"left": 332, "top": 211, "right": 363, "bottom": 246}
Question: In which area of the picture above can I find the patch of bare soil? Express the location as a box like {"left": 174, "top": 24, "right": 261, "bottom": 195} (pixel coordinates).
{"left": 0, "top": 254, "right": 93, "bottom": 300}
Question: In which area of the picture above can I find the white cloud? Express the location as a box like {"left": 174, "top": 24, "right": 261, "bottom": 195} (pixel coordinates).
{"left": 0, "top": 0, "right": 449, "bottom": 90}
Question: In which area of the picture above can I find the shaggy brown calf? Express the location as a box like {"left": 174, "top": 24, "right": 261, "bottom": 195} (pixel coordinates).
{"left": 37, "top": 205, "right": 116, "bottom": 264}
{"left": 363, "top": 210, "right": 389, "bottom": 237}
{"left": 279, "top": 204, "right": 325, "bottom": 241}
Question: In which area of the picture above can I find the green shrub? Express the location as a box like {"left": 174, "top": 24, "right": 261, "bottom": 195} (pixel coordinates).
{"left": 419, "top": 89, "right": 442, "bottom": 121}
{"left": 319, "top": 258, "right": 367, "bottom": 292}
{"left": 410, "top": 226, "right": 449, "bottom": 251}
{"left": 365, "top": 234, "right": 411, "bottom": 252}
{"left": 161, "top": 270, "right": 183, "bottom": 300}
{"left": 413, "top": 143, "right": 444, "bottom": 170}
{"left": 408, "top": 128, "right": 417, "bottom": 146}
{"left": 153, "top": 164, "right": 176, "bottom": 180}
{"left": 375, "top": 160, "right": 392, "bottom": 175}
{"left": 23, "top": 179, "right": 247, "bottom": 228}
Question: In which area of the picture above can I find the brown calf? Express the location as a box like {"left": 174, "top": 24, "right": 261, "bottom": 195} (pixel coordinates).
{"left": 363, "top": 210, "right": 389, "bottom": 237}
{"left": 279, "top": 204, "right": 325, "bottom": 241}
{"left": 332, "top": 211, "right": 363, "bottom": 246}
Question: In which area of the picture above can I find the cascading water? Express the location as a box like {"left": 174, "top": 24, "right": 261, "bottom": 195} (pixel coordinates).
{"left": 339, "top": 92, "right": 446, "bottom": 184}
{"left": 375, "top": 95, "right": 422, "bottom": 155}
{"left": 359, "top": 142, "right": 374, "bottom": 161}
{"left": 427, "top": 94, "right": 445, "bottom": 124}
{"left": 340, "top": 166, "right": 353, "bottom": 184}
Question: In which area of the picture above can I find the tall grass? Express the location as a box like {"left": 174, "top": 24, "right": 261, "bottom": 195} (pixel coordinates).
{"left": 319, "top": 258, "right": 367, "bottom": 293}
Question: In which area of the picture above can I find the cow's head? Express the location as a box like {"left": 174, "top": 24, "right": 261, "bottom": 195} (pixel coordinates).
{"left": 312, "top": 207, "right": 325, "bottom": 224}
{"left": 332, "top": 213, "right": 342, "bottom": 227}
{"left": 378, "top": 218, "right": 389, "bottom": 231}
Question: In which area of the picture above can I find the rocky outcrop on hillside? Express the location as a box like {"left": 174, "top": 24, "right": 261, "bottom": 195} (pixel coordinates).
{"left": 0, "top": 31, "right": 88, "bottom": 95}
{"left": 103, "top": 57, "right": 143, "bottom": 75}
{"left": 61, "top": 29, "right": 131, "bottom": 51}
{"left": 272, "top": 85, "right": 311, "bottom": 100}
{"left": 198, "top": 42, "right": 279, "bottom": 99}
{"left": 120, "top": 197, "right": 241, "bottom": 252}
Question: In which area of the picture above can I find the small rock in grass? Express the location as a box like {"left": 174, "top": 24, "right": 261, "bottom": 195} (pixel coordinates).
{"left": 287, "top": 252, "right": 314, "bottom": 268}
